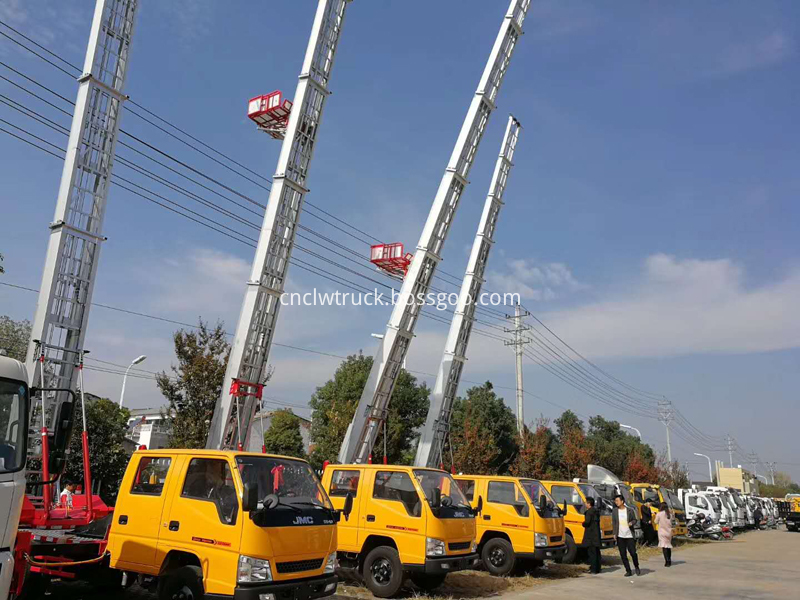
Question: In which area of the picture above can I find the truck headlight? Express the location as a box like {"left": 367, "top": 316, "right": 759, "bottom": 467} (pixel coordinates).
{"left": 470, "top": 539, "right": 477, "bottom": 553}
{"left": 534, "top": 533, "right": 548, "bottom": 548}
{"left": 238, "top": 555, "right": 273, "bottom": 583}
{"left": 426, "top": 537, "right": 445, "bottom": 557}
{"left": 324, "top": 552, "right": 338, "bottom": 574}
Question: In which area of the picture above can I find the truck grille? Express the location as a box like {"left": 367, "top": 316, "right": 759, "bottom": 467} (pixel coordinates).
{"left": 448, "top": 541, "right": 471, "bottom": 551}
{"left": 550, "top": 536, "right": 563, "bottom": 543}
{"left": 276, "top": 558, "right": 323, "bottom": 574}
{"left": 603, "top": 531, "right": 613, "bottom": 537}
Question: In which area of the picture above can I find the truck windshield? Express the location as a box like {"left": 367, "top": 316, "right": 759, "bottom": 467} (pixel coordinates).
{"left": 413, "top": 470, "right": 470, "bottom": 509}
{"left": 0, "top": 377, "right": 27, "bottom": 473}
{"left": 579, "top": 484, "right": 613, "bottom": 515}
{"left": 235, "top": 455, "right": 332, "bottom": 510}
{"left": 665, "top": 490, "right": 683, "bottom": 510}
{"left": 729, "top": 490, "right": 744, "bottom": 507}
{"left": 708, "top": 496, "right": 721, "bottom": 510}
{"left": 520, "top": 479, "right": 562, "bottom": 518}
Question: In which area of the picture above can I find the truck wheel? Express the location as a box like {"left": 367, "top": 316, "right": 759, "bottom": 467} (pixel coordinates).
{"left": 157, "top": 565, "right": 204, "bottom": 600}
{"left": 481, "top": 538, "right": 515, "bottom": 576}
{"left": 409, "top": 573, "right": 447, "bottom": 591}
{"left": 363, "top": 546, "right": 403, "bottom": 598}
{"left": 555, "top": 534, "right": 577, "bottom": 564}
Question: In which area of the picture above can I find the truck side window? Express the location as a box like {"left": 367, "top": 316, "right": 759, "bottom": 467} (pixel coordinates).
{"left": 329, "top": 469, "right": 360, "bottom": 497}
{"left": 551, "top": 485, "right": 583, "bottom": 508}
{"left": 457, "top": 479, "right": 475, "bottom": 502}
{"left": 373, "top": 471, "right": 421, "bottom": 517}
{"left": 488, "top": 481, "right": 529, "bottom": 516}
{"left": 181, "top": 458, "right": 239, "bottom": 526}
{"left": 130, "top": 457, "right": 172, "bottom": 496}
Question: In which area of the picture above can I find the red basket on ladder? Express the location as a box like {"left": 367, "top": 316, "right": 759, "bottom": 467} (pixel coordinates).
{"left": 370, "top": 243, "right": 413, "bottom": 277}
{"left": 248, "top": 91, "right": 293, "bottom": 140}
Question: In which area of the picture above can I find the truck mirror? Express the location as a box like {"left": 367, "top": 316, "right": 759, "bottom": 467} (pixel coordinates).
{"left": 562, "top": 500, "right": 568, "bottom": 516}
{"left": 343, "top": 492, "right": 354, "bottom": 521}
{"left": 432, "top": 487, "right": 442, "bottom": 509}
{"left": 263, "top": 494, "right": 279, "bottom": 510}
{"left": 243, "top": 482, "right": 258, "bottom": 512}
{"left": 475, "top": 496, "right": 483, "bottom": 516}
{"left": 539, "top": 494, "right": 547, "bottom": 513}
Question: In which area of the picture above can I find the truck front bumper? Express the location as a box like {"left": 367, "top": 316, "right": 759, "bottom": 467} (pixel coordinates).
{"left": 519, "top": 544, "right": 568, "bottom": 561}
{"left": 210, "top": 573, "right": 338, "bottom": 600}
{"left": 406, "top": 552, "right": 480, "bottom": 574}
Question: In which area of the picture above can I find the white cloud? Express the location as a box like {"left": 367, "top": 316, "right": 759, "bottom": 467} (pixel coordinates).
{"left": 709, "top": 31, "right": 793, "bottom": 77}
{"left": 540, "top": 254, "right": 800, "bottom": 360}
{"left": 488, "top": 258, "right": 585, "bottom": 301}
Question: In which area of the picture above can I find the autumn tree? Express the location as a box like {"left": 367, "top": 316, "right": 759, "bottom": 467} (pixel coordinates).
{"left": 64, "top": 396, "right": 130, "bottom": 503}
{"left": 511, "top": 416, "right": 554, "bottom": 479}
{"left": 157, "top": 320, "right": 230, "bottom": 449}
{"left": 308, "top": 354, "right": 429, "bottom": 469}
{"left": 449, "top": 382, "right": 518, "bottom": 474}
{"left": 263, "top": 409, "right": 306, "bottom": 459}
{"left": 0, "top": 315, "right": 31, "bottom": 362}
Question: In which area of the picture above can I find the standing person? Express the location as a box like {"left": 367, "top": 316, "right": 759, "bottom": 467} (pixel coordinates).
{"left": 654, "top": 502, "right": 674, "bottom": 566}
{"left": 753, "top": 505, "right": 764, "bottom": 529}
{"left": 612, "top": 494, "right": 641, "bottom": 577}
{"left": 582, "top": 497, "right": 602, "bottom": 574}
{"left": 59, "top": 481, "right": 76, "bottom": 511}
{"left": 640, "top": 500, "right": 655, "bottom": 546}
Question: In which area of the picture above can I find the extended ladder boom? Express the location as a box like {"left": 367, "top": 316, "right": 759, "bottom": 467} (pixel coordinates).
{"left": 206, "top": 0, "right": 352, "bottom": 450}
{"left": 26, "top": 0, "right": 138, "bottom": 405}
{"left": 338, "top": 0, "right": 530, "bottom": 464}
{"left": 414, "top": 115, "right": 521, "bottom": 469}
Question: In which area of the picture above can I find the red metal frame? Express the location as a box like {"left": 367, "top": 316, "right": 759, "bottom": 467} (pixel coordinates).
{"left": 370, "top": 243, "right": 413, "bottom": 277}
{"left": 229, "top": 379, "right": 265, "bottom": 451}
{"left": 247, "top": 91, "right": 293, "bottom": 140}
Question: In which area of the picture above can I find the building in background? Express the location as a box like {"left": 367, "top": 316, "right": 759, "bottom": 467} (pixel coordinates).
{"left": 127, "top": 407, "right": 171, "bottom": 450}
{"left": 246, "top": 409, "right": 312, "bottom": 455}
{"left": 715, "top": 462, "right": 760, "bottom": 494}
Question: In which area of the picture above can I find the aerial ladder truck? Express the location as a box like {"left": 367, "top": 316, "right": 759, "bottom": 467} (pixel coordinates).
{"left": 338, "top": 0, "right": 531, "bottom": 466}
{"left": 4, "top": 1, "right": 353, "bottom": 598}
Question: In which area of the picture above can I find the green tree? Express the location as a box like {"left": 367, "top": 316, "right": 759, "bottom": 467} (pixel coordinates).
{"left": 511, "top": 416, "right": 555, "bottom": 479}
{"left": 63, "top": 396, "right": 130, "bottom": 504}
{"left": 308, "top": 354, "right": 429, "bottom": 469}
{"left": 157, "top": 320, "right": 230, "bottom": 449}
{"left": 586, "top": 415, "right": 656, "bottom": 478}
{"left": 263, "top": 409, "right": 306, "bottom": 459}
{"left": 0, "top": 315, "right": 31, "bottom": 361}
{"left": 449, "top": 382, "right": 518, "bottom": 474}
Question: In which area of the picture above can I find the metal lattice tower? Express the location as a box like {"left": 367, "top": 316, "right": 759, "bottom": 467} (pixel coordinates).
{"left": 414, "top": 116, "right": 521, "bottom": 469}
{"left": 26, "top": 0, "right": 138, "bottom": 402}
{"left": 340, "top": 0, "right": 530, "bottom": 465}
{"left": 206, "top": 0, "right": 352, "bottom": 450}
{"left": 505, "top": 303, "right": 531, "bottom": 437}
{"left": 658, "top": 398, "right": 674, "bottom": 463}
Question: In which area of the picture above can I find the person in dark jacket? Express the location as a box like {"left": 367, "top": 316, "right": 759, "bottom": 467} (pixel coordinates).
{"left": 582, "top": 497, "right": 602, "bottom": 574}
{"left": 640, "top": 500, "right": 656, "bottom": 546}
{"left": 612, "top": 494, "right": 641, "bottom": 576}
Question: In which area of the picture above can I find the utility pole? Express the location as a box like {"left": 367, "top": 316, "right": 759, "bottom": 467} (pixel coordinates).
{"left": 726, "top": 434, "right": 734, "bottom": 468}
{"left": 748, "top": 451, "right": 759, "bottom": 479}
{"left": 658, "top": 398, "right": 674, "bottom": 463}
{"left": 766, "top": 462, "right": 777, "bottom": 485}
{"left": 504, "top": 304, "right": 530, "bottom": 436}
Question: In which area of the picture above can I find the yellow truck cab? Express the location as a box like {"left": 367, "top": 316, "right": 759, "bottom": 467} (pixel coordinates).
{"left": 541, "top": 481, "right": 615, "bottom": 563}
{"left": 109, "top": 449, "right": 342, "bottom": 600}
{"left": 453, "top": 475, "right": 567, "bottom": 576}
{"left": 630, "top": 483, "right": 688, "bottom": 537}
{"left": 321, "top": 464, "right": 478, "bottom": 598}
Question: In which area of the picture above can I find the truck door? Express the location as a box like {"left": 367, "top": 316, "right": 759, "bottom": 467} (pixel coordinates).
{"left": 111, "top": 454, "right": 175, "bottom": 569}
{"left": 486, "top": 480, "right": 532, "bottom": 541}
{"left": 368, "top": 470, "right": 425, "bottom": 564}
{"left": 157, "top": 456, "right": 242, "bottom": 590}
{"left": 549, "top": 484, "right": 584, "bottom": 543}
{"left": 326, "top": 468, "right": 362, "bottom": 552}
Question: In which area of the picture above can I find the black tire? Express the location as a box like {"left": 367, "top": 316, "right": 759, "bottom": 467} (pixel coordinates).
{"left": 363, "top": 546, "right": 404, "bottom": 598}
{"left": 409, "top": 573, "right": 447, "bottom": 591}
{"left": 481, "top": 537, "right": 515, "bottom": 576}
{"left": 556, "top": 533, "right": 578, "bottom": 564}
{"left": 17, "top": 572, "right": 48, "bottom": 600}
{"left": 157, "top": 565, "right": 204, "bottom": 600}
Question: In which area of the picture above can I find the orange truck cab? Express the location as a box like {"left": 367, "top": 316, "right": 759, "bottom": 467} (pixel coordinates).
{"left": 541, "top": 481, "right": 615, "bottom": 563}
{"left": 321, "top": 464, "right": 478, "bottom": 598}
{"left": 453, "top": 475, "right": 567, "bottom": 575}
{"left": 109, "top": 449, "right": 342, "bottom": 600}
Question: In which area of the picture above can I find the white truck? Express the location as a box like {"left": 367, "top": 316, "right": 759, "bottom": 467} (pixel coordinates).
{"left": 707, "top": 486, "right": 746, "bottom": 529}
{"left": 0, "top": 355, "right": 30, "bottom": 599}
{"left": 680, "top": 489, "right": 723, "bottom": 524}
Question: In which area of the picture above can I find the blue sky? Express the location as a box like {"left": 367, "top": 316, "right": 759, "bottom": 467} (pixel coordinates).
{"left": 1, "top": 1, "right": 798, "bottom": 481}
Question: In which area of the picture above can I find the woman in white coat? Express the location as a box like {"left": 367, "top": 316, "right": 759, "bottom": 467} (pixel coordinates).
{"left": 654, "top": 501, "right": 674, "bottom": 566}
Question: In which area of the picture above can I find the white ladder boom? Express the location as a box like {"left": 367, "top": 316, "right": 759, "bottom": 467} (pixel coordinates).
{"left": 26, "top": 0, "right": 138, "bottom": 406}
{"left": 414, "top": 115, "right": 521, "bottom": 469}
{"left": 338, "top": 0, "right": 530, "bottom": 464}
{"left": 206, "top": 0, "right": 352, "bottom": 450}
